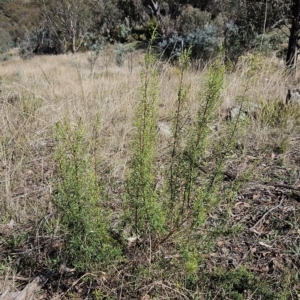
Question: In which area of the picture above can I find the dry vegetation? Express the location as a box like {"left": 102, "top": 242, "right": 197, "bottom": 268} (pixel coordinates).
{"left": 1, "top": 48, "right": 300, "bottom": 299}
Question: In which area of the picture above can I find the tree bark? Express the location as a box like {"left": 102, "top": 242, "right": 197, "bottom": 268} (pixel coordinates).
{"left": 145, "top": 0, "right": 166, "bottom": 38}
{"left": 286, "top": 0, "right": 300, "bottom": 69}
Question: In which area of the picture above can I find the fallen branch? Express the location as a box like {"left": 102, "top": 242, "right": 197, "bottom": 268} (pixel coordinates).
{"left": 267, "top": 182, "right": 300, "bottom": 191}
{"left": 52, "top": 273, "right": 97, "bottom": 300}
{"left": 271, "top": 17, "right": 287, "bottom": 29}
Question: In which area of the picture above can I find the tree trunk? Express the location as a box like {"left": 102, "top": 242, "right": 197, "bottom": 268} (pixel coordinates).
{"left": 146, "top": 0, "right": 166, "bottom": 38}
{"left": 286, "top": 0, "right": 300, "bottom": 69}
{"left": 72, "top": 34, "right": 76, "bottom": 54}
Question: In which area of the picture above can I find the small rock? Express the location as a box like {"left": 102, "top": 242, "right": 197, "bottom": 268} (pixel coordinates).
{"left": 8, "top": 219, "right": 15, "bottom": 229}
{"left": 157, "top": 122, "right": 172, "bottom": 137}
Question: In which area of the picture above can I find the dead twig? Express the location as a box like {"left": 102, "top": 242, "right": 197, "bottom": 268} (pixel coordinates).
{"left": 249, "top": 196, "right": 285, "bottom": 232}
{"left": 52, "top": 273, "right": 97, "bottom": 300}
{"left": 267, "top": 182, "right": 300, "bottom": 191}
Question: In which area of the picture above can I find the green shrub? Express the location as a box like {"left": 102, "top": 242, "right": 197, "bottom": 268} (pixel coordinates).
{"left": 0, "top": 28, "right": 13, "bottom": 53}
{"left": 85, "top": 33, "right": 105, "bottom": 76}
{"left": 115, "top": 43, "right": 126, "bottom": 67}
{"left": 158, "top": 25, "right": 221, "bottom": 62}
{"left": 112, "top": 17, "right": 131, "bottom": 42}
{"left": 121, "top": 45, "right": 251, "bottom": 297}
{"left": 168, "top": 50, "right": 226, "bottom": 228}
{"left": 252, "top": 30, "right": 288, "bottom": 53}
{"left": 124, "top": 31, "right": 165, "bottom": 237}
{"left": 53, "top": 119, "right": 121, "bottom": 272}
{"left": 179, "top": 6, "right": 211, "bottom": 34}
{"left": 205, "top": 267, "right": 285, "bottom": 299}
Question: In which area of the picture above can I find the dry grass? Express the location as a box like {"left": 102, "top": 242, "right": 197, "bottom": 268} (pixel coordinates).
{"left": 0, "top": 50, "right": 204, "bottom": 221}
{"left": 1, "top": 48, "right": 300, "bottom": 298}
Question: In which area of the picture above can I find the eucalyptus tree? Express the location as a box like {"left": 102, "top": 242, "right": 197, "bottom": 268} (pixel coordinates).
{"left": 38, "top": 0, "right": 92, "bottom": 53}
{"left": 89, "top": 0, "right": 124, "bottom": 40}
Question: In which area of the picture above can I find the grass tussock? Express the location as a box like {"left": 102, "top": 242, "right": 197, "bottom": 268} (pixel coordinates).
{"left": 1, "top": 47, "right": 300, "bottom": 299}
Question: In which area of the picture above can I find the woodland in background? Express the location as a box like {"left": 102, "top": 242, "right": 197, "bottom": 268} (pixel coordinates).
{"left": 0, "top": 0, "right": 298, "bottom": 67}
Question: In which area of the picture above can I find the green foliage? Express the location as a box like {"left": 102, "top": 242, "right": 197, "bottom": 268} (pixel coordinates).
{"left": 19, "top": 92, "right": 42, "bottom": 118}
{"left": 0, "top": 28, "right": 12, "bottom": 53}
{"left": 258, "top": 98, "right": 300, "bottom": 155}
{"left": 2, "top": 230, "right": 28, "bottom": 249}
{"left": 166, "top": 46, "right": 193, "bottom": 227}
{"left": 125, "top": 31, "right": 165, "bottom": 237}
{"left": 222, "top": 0, "right": 291, "bottom": 64}
{"left": 158, "top": 25, "right": 221, "bottom": 62}
{"left": 0, "top": 0, "right": 289, "bottom": 59}
{"left": 224, "top": 21, "right": 251, "bottom": 65}
{"left": 0, "top": 53, "right": 10, "bottom": 61}
{"left": 39, "top": 0, "right": 92, "bottom": 53}
{"left": 90, "top": 0, "right": 123, "bottom": 42}
{"left": 115, "top": 43, "right": 126, "bottom": 67}
{"left": 185, "top": 52, "right": 226, "bottom": 228}
{"left": 145, "top": 18, "right": 159, "bottom": 40}
{"left": 115, "top": 43, "right": 136, "bottom": 67}
{"left": 0, "top": 0, "right": 41, "bottom": 44}
{"left": 179, "top": 6, "right": 211, "bottom": 34}
{"left": 85, "top": 33, "right": 105, "bottom": 76}
{"left": 113, "top": 17, "right": 131, "bottom": 42}
{"left": 119, "top": 18, "right": 131, "bottom": 40}
{"left": 252, "top": 30, "right": 288, "bottom": 53}
{"left": 19, "top": 29, "right": 52, "bottom": 59}
{"left": 53, "top": 119, "right": 121, "bottom": 271}
{"left": 0, "top": 257, "right": 11, "bottom": 277}
{"left": 259, "top": 100, "right": 290, "bottom": 128}
{"left": 204, "top": 267, "right": 287, "bottom": 299}
{"left": 157, "top": 50, "right": 248, "bottom": 292}
{"left": 122, "top": 46, "right": 251, "bottom": 298}
{"left": 182, "top": 245, "right": 199, "bottom": 277}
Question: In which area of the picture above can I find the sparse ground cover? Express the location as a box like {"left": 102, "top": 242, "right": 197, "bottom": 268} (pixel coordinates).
{"left": 0, "top": 48, "right": 300, "bottom": 299}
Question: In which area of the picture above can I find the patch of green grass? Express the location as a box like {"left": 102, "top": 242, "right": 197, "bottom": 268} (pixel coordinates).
{"left": 2, "top": 230, "right": 28, "bottom": 249}
{"left": 203, "top": 267, "right": 288, "bottom": 300}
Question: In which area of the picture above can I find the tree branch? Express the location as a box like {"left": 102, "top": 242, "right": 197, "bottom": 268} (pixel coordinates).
{"left": 271, "top": 17, "right": 288, "bottom": 29}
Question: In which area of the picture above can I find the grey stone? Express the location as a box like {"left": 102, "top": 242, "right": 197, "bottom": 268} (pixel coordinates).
{"left": 286, "top": 87, "right": 300, "bottom": 104}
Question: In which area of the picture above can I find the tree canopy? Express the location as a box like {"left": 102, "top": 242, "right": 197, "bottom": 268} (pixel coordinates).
{"left": 0, "top": 0, "right": 298, "bottom": 68}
